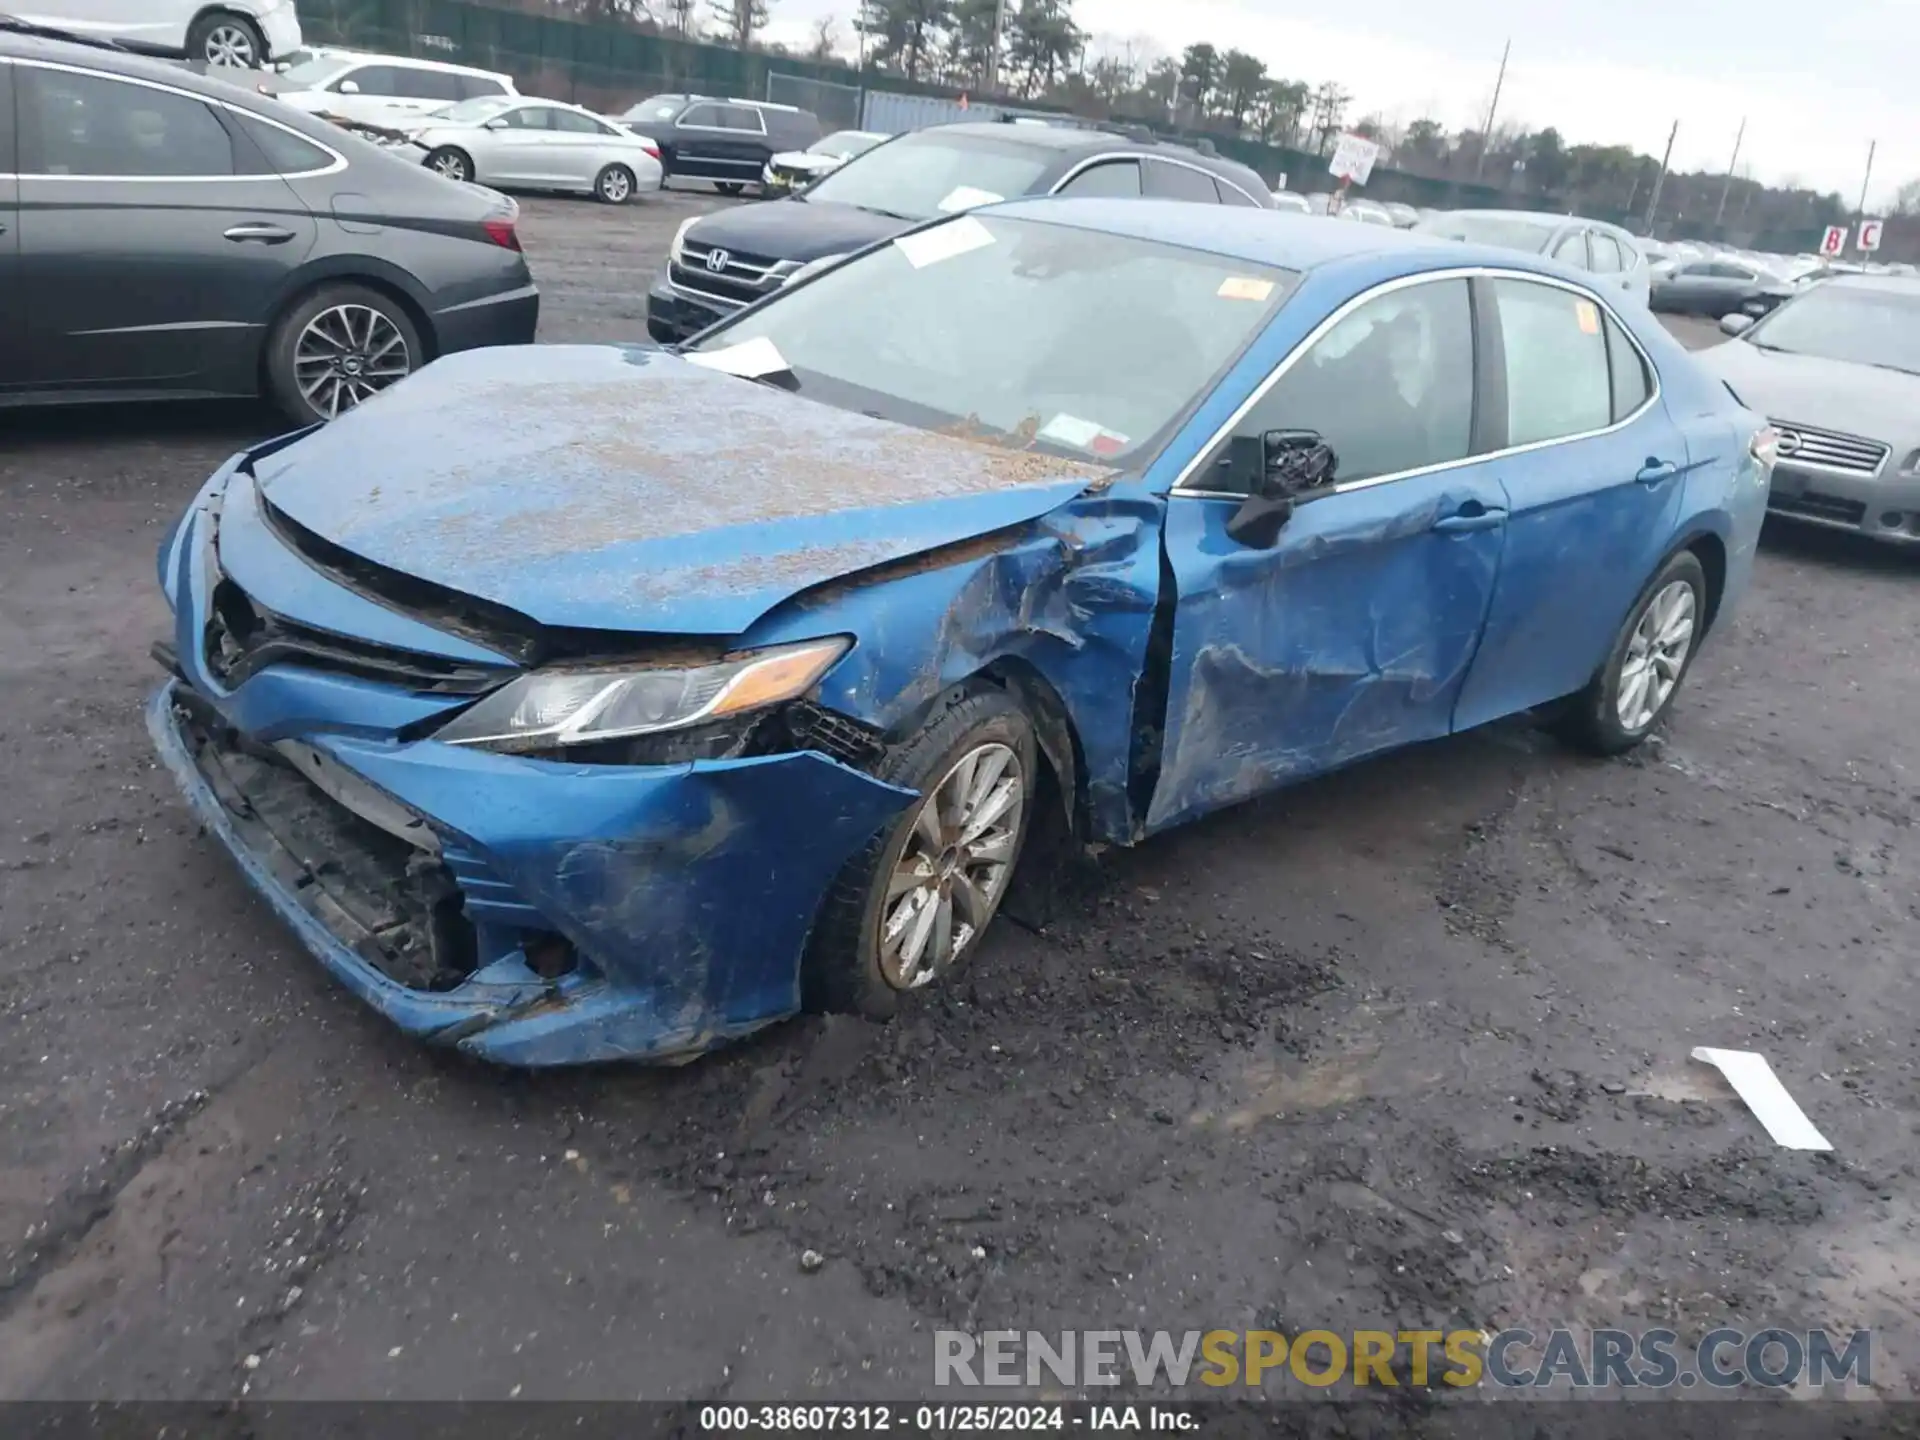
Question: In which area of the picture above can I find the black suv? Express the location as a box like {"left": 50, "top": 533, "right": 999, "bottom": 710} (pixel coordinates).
{"left": 615, "top": 94, "right": 821, "bottom": 195}
{"left": 646, "top": 120, "right": 1275, "bottom": 344}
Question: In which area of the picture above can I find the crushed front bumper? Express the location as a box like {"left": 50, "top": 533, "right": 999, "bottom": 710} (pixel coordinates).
{"left": 644, "top": 276, "right": 736, "bottom": 345}
{"left": 150, "top": 450, "right": 915, "bottom": 1067}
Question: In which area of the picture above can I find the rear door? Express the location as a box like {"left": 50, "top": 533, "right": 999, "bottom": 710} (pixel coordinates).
{"left": 549, "top": 107, "right": 616, "bottom": 187}
{"left": 11, "top": 61, "right": 317, "bottom": 395}
{"left": 674, "top": 103, "right": 766, "bottom": 183}
{"left": 1451, "top": 276, "right": 1686, "bottom": 729}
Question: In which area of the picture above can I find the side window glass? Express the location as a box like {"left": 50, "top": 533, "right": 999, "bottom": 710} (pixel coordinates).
{"left": 1144, "top": 158, "right": 1221, "bottom": 203}
{"left": 402, "top": 69, "right": 464, "bottom": 103}
{"left": 552, "top": 109, "right": 604, "bottom": 134}
{"left": 19, "top": 68, "right": 234, "bottom": 178}
{"left": 1552, "top": 230, "right": 1590, "bottom": 267}
{"left": 717, "top": 105, "right": 765, "bottom": 133}
{"left": 517, "top": 107, "right": 560, "bottom": 130}
{"left": 459, "top": 76, "right": 508, "bottom": 100}
{"left": 1604, "top": 313, "right": 1652, "bottom": 422}
{"left": 1232, "top": 278, "right": 1476, "bottom": 489}
{"left": 1217, "top": 178, "right": 1259, "bottom": 206}
{"left": 679, "top": 103, "right": 722, "bottom": 127}
{"left": 1588, "top": 234, "right": 1624, "bottom": 274}
{"left": 336, "top": 66, "right": 395, "bottom": 95}
{"left": 1493, "top": 278, "right": 1612, "bottom": 446}
{"left": 235, "top": 114, "right": 334, "bottom": 175}
{"left": 1056, "top": 160, "right": 1140, "bottom": 197}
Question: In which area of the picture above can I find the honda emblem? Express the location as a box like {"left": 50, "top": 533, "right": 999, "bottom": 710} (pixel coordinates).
{"left": 705, "top": 248, "right": 731, "bottom": 272}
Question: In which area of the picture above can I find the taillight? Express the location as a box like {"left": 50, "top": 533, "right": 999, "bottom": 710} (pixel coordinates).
{"left": 640, "top": 140, "right": 660, "bottom": 159}
{"left": 481, "top": 217, "right": 521, "bottom": 251}
{"left": 1749, "top": 424, "right": 1781, "bottom": 467}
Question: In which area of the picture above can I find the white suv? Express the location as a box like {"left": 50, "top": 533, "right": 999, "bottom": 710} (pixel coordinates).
{"left": 261, "top": 50, "right": 518, "bottom": 130}
{"left": 13, "top": 1, "right": 303, "bottom": 67}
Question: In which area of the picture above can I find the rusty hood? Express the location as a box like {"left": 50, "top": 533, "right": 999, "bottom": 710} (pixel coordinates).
{"left": 250, "top": 345, "right": 1114, "bottom": 637}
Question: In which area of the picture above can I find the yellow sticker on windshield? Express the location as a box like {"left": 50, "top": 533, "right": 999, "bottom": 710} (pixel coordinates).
{"left": 1218, "top": 276, "right": 1276, "bottom": 302}
{"left": 1575, "top": 299, "right": 1601, "bottom": 334}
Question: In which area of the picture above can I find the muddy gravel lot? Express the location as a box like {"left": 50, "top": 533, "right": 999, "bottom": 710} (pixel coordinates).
{"left": 1, "top": 194, "right": 1917, "bottom": 1409}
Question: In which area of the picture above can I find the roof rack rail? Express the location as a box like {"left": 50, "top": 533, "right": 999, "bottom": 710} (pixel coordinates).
{"left": 1194, "top": 137, "right": 1218, "bottom": 156}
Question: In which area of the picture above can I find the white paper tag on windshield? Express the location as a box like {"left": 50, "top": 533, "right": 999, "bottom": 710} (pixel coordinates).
{"left": 894, "top": 215, "right": 996, "bottom": 270}
{"left": 684, "top": 335, "right": 791, "bottom": 379}
{"left": 1038, "top": 413, "right": 1130, "bottom": 455}
{"left": 936, "top": 185, "right": 1004, "bottom": 213}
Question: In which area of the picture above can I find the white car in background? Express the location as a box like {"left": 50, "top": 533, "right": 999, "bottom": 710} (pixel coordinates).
{"left": 1269, "top": 190, "right": 1312, "bottom": 214}
{"left": 1414, "top": 208, "right": 1654, "bottom": 306}
{"left": 400, "top": 96, "right": 666, "bottom": 205}
{"left": 12, "top": 0, "right": 301, "bottom": 66}
{"left": 259, "top": 51, "right": 516, "bottom": 131}
{"left": 762, "top": 129, "right": 889, "bottom": 193}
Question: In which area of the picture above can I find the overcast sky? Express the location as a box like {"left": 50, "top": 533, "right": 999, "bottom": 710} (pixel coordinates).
{"left": 762, "top": 0, "right": 1913, "bottom": 206}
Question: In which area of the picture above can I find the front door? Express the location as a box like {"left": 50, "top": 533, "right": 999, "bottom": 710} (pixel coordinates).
{"left": 1451, "top": 277, "right": 1691, "bottom": 729}
{"left": 1147, "top": 274, "right": 1507, "bottom": 835}
{"left": 673, "top": 103, "right": 766, "bottom": 183}
{"left": 12, "top": 61, "right": 317, "bottom": 393}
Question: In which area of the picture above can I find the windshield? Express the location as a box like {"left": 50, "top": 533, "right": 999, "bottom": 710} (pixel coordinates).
{"left": 278, "top": 57, "right": 354, "bottom": 89}
{"left": 435, "top": 96, "right": 516, "bottom": 125}
{"left": 802, "top": 132, "right": 1054, "bottom": 220}
{"left": 622, "top": 94, "right": 686, "bottom": 121}
{"left": 1747, "top": 285, "right": 1920, "bottom": 375}
{"left": 685, "top": 214, "right": 1299, "bottom": 463}
{"left": 814, "top": 131, "right": 883, "bottom": 159}
{"left": 1415, "top": 213, "right": 1558, "bottom": 252}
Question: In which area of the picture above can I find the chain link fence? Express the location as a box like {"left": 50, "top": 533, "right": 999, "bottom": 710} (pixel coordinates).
{"left": 765, "top": 73, "right": 862, "bottom": 130}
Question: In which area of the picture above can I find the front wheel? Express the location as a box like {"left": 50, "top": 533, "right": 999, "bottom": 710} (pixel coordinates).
{"left": 594, "top": 163, "right": 636, "bottom": 205}
{"left": 713, "top": 181, "right": 744, "bottom": 196}
{"left": 265, "top": 284, "right": 422, "bottom": 424}
{"left": 425, "top": 147, "right": 474, "bottom": 184}
{"left": 804, "top": 688, "right": 1037, "bottom": 1019}
{"left": 190, "top": 12, "right": 265, "bottom": 67}
{"left": 1553, "top": 549, "right": 1707, "bottom": 755}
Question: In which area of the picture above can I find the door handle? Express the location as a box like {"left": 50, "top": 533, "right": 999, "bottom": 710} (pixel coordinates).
{"left": 1431, "top": 505, "right": 1508, "bottom": 534}
{"left": 1636, "top": 459, "right": 1680, "bottom": 485}
{"left": 224, "top": 223, "right": 296, "bottom": 244}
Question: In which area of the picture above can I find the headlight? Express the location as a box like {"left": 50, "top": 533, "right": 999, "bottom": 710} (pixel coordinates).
{"left": 433, "top": 637, "right": 851, "bottom": 753}
{"left": 669, "top": 216, "right": 699, "bottom": 264}
{"left": 783, "top": 252, "right": 850, "bottom": 287}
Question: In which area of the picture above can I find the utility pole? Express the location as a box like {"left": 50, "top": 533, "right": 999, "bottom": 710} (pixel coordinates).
{"left": 1712, "top": 117, "right": 1745, "bottom": 230}
{"left": 1643, "top": 119, "right": 1678, "bottom": 232}
{"left": 1856, "top": 139, "right": 1877, "bottom": 224}
{"left": 1472, "top": 38, "right": 1510, "bottom": 181}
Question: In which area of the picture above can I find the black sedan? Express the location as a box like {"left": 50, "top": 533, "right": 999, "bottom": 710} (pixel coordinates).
{"left": 645, "top": 121, "right": 1275, "bottom": 345}
{"left": 0, "top": 23, "right": 539, "bottom": 424}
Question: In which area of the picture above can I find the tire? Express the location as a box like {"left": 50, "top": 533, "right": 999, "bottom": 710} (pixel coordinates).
{"left": 264, "top": 284, "right": 423, "bottom": 426}
{"left": 804, "top": 687, "right": 1038, "bottom": 1020}
{"left": 594, "top": 163, "right": 636, "bottom": 205}
{"left": 1553, "top": 549, "right": 1708, "bottom": 756}
{"left": 424, "top": 147, "right": 474, "bottom": 184}
{"left": 714, "top": 181, "right": 744, "bottom": 196}
{"left": 189, "top": 10, "right": 266, "bottom": 67}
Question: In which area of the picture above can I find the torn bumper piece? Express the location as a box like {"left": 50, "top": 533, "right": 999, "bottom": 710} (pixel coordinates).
{"left": 148, "top": 683, "right": 914, "bottom": 1066}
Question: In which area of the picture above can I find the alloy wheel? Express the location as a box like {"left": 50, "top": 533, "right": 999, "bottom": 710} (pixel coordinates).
{"left": 203, "top": 24, "right": 257, "bottom": 66}
{"left": 430, "top": 153, "right": 470, "bottom": 182}
{"left": 877, "top": 741, "right": 1026, "bottom": 990}
{"left": 1616, "top": 579, "right": 1697, "bottom": 731}
{"left": 599, "top": 167, "right": 632, "bottom": 202}
{"left": 293, "top": 305, "right": 413, "bottom": 420}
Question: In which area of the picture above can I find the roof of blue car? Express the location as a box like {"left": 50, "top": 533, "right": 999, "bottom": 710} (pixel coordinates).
{"left": 987, "top": 196, "right": 1520, "bottom": 275}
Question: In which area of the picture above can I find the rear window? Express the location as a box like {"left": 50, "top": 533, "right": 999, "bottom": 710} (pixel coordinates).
{"left": 235, "top": 113, "right": 335, "bottom": 175}
{"left": 1417, "top": 213, "right": 1559, "bottom": 253}
{"left": 624, "top": 95, "right": 688, "bottom": 122}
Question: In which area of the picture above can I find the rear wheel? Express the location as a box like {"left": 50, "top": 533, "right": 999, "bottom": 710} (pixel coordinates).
{"left": 189, "top": 11, "right": 265, "bottom": 67}
{"left": 594, "top": 163, "right": 636, "bottom": 205}
{"left": 265, "top": 284, "right": 421, "bottom": 425}
{"left": 1553, "top": 549, "right": 1707, "bottom": 755}
{"left": 804, "top": 688, "right": 1036, "bottom": 1020}
{"left": 425, "top": 147, "right": 474, "bottom": 184}
{"left": 714, "top": 181, "right": 745, "bottom": 196}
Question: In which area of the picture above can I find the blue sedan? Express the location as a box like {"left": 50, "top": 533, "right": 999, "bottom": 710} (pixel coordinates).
{"left": 150, "top": 200, "right": 1774, "bottom": 1066}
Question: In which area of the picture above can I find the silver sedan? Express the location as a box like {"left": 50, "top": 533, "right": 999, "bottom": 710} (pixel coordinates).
{"left": 401, "top": 97, "right": 666, "bottom": 204}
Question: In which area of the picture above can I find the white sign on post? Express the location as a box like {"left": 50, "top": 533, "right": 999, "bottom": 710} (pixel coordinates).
{"left": 1858, "top": 218, "right": 1884, "bottom": 252}
{"left": 1327, "top": 132, "right": 1381, "bottom": 187}
{"left": 1820, "top": 224, "right": 1849, "bottom": 258}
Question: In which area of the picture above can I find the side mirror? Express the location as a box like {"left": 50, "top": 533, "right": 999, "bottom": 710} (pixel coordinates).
{"left": 483, "top": 117, "right": 508, "bottom": 130}
{"left": 337, "top": 79, "right": 361, "bottom": 94}
{"left": 1224, "top": 429, "right": 1337, "bottom": 548}
{"left": 1720, "top": 312, "right": 1755, "bottom": 336}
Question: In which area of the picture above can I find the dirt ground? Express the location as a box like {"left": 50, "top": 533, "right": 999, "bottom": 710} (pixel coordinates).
{"left": 1, "top": 194, "right": 1917, "bottom": 1407}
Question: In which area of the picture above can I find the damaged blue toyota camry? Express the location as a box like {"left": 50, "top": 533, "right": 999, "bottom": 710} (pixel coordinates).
{"left": 151, "top": 199, "right": 1774, "bottom": 1066}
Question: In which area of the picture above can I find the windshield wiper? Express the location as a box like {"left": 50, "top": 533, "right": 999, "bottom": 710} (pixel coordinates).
{"left": 852, "top": 204, "right": 919, "bottom": 222}
{"left": 1863, "top": 361, "right": 1920, "bottom": 377}
{"left": 1746, "top": 341, "right": 1788, "bottom": 352}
